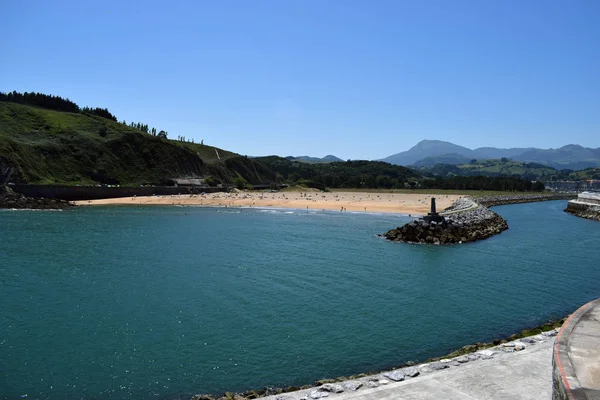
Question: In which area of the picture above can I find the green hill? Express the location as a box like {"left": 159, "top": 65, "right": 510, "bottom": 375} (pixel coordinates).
{"left": 418, "top": 159, "right": 558, "bottom": 181}
{"left": 255, "top": 156, "right": 418, "bottom": 189}
{"left": 0, "top": 101, "right": 277, "bottom": 186}
{"left": 565, "top": 167, "right": 600, "bottom": 181}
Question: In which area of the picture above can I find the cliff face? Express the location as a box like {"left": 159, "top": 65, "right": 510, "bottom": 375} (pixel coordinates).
{"left": 384, "top": 198, "right": 508, "bottom": 244}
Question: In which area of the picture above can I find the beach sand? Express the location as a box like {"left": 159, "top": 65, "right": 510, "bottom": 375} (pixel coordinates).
{"left": 73, "top": 191, "right": 462, "bottom": 215}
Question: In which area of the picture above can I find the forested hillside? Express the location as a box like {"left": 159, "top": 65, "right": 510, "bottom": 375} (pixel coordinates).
{"left": 418, "top": 159, "right": 559, "bottom": 181}
{"left": 255, "top": 156, "right": 418, "bottom": 189}
{"left": 0, "top": 99, "right": 276, "bottom": 185}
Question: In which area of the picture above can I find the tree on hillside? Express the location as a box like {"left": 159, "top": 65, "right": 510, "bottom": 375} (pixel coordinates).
{"left": 157, "top": 130, "right": 168, "bottom": 139}
{"left": 0, "top": 91, "right": 80, "bottom": 113}
{"left": 82, "top": 106, "right": 117, "bottom": 121}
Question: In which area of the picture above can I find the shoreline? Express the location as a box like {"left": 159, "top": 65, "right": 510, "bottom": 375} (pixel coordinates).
{"left": 190, "top": 317, "right": 567, "bottom": 400}
{"left": 72, "top": 191, "right": 462, "bottom": 215}
{"left": 71, "top": 191, "right": 572, "bottom": 215}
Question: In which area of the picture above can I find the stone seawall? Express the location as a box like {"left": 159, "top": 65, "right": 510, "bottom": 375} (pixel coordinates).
{"left": 384, "top": 197, "right": 508, "bottom": 244}
{"left": 564, "top": 199, "right": 600, "bottom": 222}
{"left": 0, "top": 186, "right": 72, "bottom": 210}
{"left": 564, "top": 207, "right": 600, "bottom": 222}
{"left": 477, "top": 193, "right": 575, "bottom": 207}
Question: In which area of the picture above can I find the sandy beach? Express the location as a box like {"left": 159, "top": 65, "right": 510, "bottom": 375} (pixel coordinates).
{"left": 74, "top": 191, "right": 462, "bottom": 215}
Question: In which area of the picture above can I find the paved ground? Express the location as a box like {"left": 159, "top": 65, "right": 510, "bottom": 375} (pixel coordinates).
{"left": 556, "top": 298, "right": 600, "bottom": 399}
{"left": 264, "top": 331, "right": 558, "bottom": 400}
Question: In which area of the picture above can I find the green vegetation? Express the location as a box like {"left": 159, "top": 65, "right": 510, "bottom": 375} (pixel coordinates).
{"left": 420, "top": 175, "right": 545, "bottom": 191}
{"left": 255, "top": 156, "right": 418, "bottom": 189}
{"left": 0, "top": 101, "right": 276, "bottom": 185}
{"left": 256, "top": 156, "right": 545, "bottom": 191}
{"left": 418, "top": 159, "right": 558, "bottom": 181}
{"left": 563, "top": 167, "right": 600, "bottom": 181}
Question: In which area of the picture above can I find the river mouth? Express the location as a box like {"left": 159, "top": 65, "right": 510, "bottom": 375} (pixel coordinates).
{"left": 1, "top": 201, "right": 598, "bottom": 399}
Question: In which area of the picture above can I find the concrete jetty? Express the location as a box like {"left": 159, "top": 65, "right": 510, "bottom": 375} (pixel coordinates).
{"left": 261, "top": 299, "right": 600, "bottom": 400}
{"left": 565, "top": 192, "right": 600, "bottom": 222}
{"left": 262, "top": 332, "right": 559, "bottom": 400}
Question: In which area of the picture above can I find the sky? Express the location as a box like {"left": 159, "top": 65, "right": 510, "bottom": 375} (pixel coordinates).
{"left": 1, "top": 0, "right": 599, "bottom": 160}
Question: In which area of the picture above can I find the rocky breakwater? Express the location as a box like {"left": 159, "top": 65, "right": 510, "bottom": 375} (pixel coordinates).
{"left": 383, "top": 197, "right": 508, "bottom": 244}
{"left": 477, "top": 193, "right": 575, "bottom": 207}
{"left": 565, "top": 207, "right": 600, "bottom": 222}
{"left": 0, "top": 185, "right": 72, "bottom": 210}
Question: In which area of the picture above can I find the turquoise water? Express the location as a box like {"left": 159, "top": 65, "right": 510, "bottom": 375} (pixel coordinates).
{"left": 1, "top": 201, "right": 599, "bottom": 400}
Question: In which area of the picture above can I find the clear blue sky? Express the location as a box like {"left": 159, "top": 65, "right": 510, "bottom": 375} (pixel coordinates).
{"left": 2, "top": 0, "right": 599, "bottom": 159}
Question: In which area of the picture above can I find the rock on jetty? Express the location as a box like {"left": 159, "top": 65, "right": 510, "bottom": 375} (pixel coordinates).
{"left": 565, "top": 208, "right": 600, "bottom": 222}
{"left": 0, "top": 185, "right": 72, "bottom": 210}
{"left": 384, "top": 197, "right": 508, "bottom": 244}
{"left": 476, "top": 193, "right": 574, "bottom": 207}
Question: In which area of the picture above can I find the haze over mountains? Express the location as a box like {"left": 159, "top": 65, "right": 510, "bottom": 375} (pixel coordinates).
{"left": 381, "top": 140, "right": 600, "bottom": 170}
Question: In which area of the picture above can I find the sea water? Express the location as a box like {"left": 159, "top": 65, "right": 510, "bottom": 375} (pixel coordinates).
{"left": 1, "top": 201, "right": 599, "bottom": 399}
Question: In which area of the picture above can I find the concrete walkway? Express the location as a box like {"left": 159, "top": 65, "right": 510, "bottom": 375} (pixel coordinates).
{"left": 264, "top": 331, "right": 558, "bottom": 400}
{"left": 553, "top": 298, "right": 600, "bottom": 399}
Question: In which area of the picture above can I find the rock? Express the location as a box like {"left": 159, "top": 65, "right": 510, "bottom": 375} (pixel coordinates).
{"left": 477, "top": 349, "right": 496, "bottom": 357}
{"left": 520, "top": 337, "right": 536, "bottom": 344}
{"left": 320, "top": 384, "right": 344, "bottom": 393}
{"left": 514, "top": 344, "right": 525, "bottom": 351}
{"left": 383, "top": 197, "right": 508, "bottom": 245}
{"left": 467, "top": 353, "right": 481, "bottom": 361}
{"left": 428, "top": 362, "right": 449, "bottom": 371}
{"left": 0, "top": 186, "right": 73, "bottom": 210}
{"left": 402, "top": 367, "right": 420, "bottom": 377}
{"left": 309, "top": 390, "right": 329, "bottom": 399}
{"left": 454, "top": 356, "right": 469, "bottom": 363}
{"left": 383, "top": 370, "right": 405, "bottom": 381}
{"left": 315, "top": 379, "right": 336, "bottom": 385}
{"left": 542, "top": 330, "right": 558, "bottom": 337}
{"left": 366, "top": 380, "right": 379, "bottom": 388}
{"left": 418, "top": 365, "right": 432, "bottom": 374}
{"left": 342, "top": 381, "right": 363, "bottom": 391}
{"left": 378, "top": 379, "right": 390, "bottom": 385}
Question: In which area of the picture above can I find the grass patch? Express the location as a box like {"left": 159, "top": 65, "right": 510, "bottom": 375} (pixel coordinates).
{"left": 0, "top": 102, "right": 278, "bottom": 186}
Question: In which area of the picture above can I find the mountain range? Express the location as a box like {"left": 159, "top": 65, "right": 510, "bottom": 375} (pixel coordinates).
{"left": 381, "top": 140, "right": 600, "bottom": 170}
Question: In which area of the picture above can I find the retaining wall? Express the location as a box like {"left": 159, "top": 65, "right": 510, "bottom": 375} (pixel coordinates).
{"left": 10, "top": 185, "right": 226, "bottom": 201}
{"left": 552, "top": 298, "right": 600, "bottom": 400}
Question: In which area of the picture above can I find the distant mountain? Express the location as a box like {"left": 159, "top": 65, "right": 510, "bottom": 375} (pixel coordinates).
{"left": 511, "top": 145, "right": 600, "bottom": 170}
{"left": 471, "top": 147, "right": 535, "bottom": 159}
{"left": 383, "top": 140, "right": 600, "bottom": 170}
{"left": 286, "top": 155, "right": 343, "bottom": 164}
{"left": 381, "top": 140, "right": 474, "bottom": 166}
{"left": 412, "top": 153, "right": 471, "bottom": 167}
